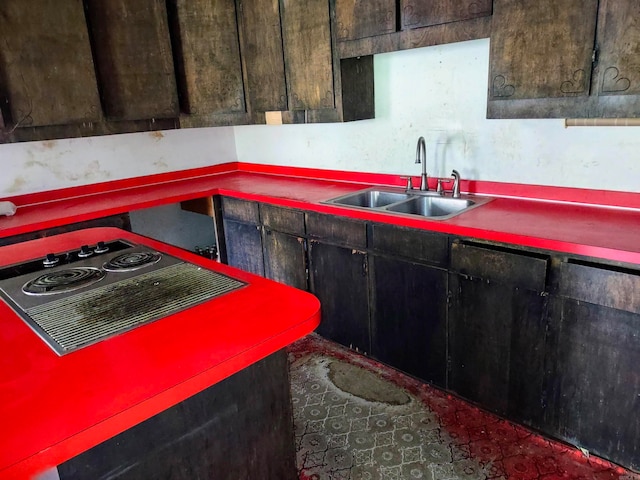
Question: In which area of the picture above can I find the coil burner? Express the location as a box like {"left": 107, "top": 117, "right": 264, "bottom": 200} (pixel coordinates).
{"left": 103, "top": 251, "right": 161, "bottom": 272}
{"left": 22, "top": 267, "right": 106, "bottom": 296}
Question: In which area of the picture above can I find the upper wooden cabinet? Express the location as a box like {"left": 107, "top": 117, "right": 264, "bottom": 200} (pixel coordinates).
{"left": 168, "top": 0, "right": 245, "bottom": 115}
{"left": 594, "top": 0, "right": 640, "bottom": 99}
{"left": 281, "top": 0, "right": 334, "bottom": 110}
{"left": 488, "top": 0, "right": 640, "bottom": 118}
{"left": 0, "top": 0, "right": 101, "bottom": 128}
{"left": 335, "top": 0, "right": 396, "bottom": 41}
{"left": 85, "top": 0, "right": 179, "bottom": 121}
{"left": 401, "top": 0, "right": 492, "bottom": 30}
{"left": 238, "top": 0, "right": 335, "bottom": 112}
{"left": 237, "top": 0, "right": 288, "bottom": 112}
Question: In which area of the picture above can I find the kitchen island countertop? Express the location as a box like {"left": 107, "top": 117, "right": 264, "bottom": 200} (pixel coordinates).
{"left": 0, "top": 227, "right": 320, "bottom": 479}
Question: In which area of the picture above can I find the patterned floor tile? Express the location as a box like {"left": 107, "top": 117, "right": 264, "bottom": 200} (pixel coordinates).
{"left": 289, "top": 334, "right": 640, "bottom": 480}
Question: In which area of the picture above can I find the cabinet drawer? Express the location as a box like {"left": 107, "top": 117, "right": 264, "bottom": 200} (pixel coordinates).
{"left": 261, "top": 204, "right": 305, "bottom": 235}
{"left": 221, "top": 197, "right": 260, "bottom": 224}
{"left": 450, "top": 242, "right": 548, "bottom": 292}
{"left": 305, "top": 212, "right": 366, "bottom": 248}
{"left": 558, "top": 261, "right": 640, "bottom": 314}
{"left": 369, "top": 223, "right": 448, "bottom": 266}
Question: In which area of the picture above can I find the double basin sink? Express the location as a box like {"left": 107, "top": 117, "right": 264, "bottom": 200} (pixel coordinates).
{"left": 325, "top": 187, "right": 491, "bottom": 220}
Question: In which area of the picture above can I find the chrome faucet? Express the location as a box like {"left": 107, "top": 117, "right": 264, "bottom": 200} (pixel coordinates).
{"left": 451, "top": 169, "right": 461, "bottom": 198}
{"left": 415, "top": 136, "right": 428, "bottom": 191}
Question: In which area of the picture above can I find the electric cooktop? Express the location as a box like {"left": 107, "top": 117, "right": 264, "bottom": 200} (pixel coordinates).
{"left": 0, "top": 239, "right": 245, "bottom": 355}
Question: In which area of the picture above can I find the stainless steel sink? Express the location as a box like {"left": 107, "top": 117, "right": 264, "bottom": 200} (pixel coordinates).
{"left": 324, "top": 187, "right": 491, "bottom": 220}
{"left": 328, "top": 190, "right": 412, "bottom": 208}
{"left": 386, "top": 196, "right": 474, "bottom": 218}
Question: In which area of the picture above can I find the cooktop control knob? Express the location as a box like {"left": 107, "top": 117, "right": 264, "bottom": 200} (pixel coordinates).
{"left": 78, "top": 245, "right": 93, "bottom": 258}
{"left": 43, "top": 253, "right": 59, "bottom": 267}
{"left": 94, "top": 241, "right": 109, "bottom": 254}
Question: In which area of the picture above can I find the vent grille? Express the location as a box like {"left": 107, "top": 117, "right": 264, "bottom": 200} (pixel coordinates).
{"left": 26, "top": 262, "right": 245, "bottom": 354}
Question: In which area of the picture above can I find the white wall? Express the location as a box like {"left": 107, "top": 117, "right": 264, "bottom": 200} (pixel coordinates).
{"left": 235, "top": 39, "right": 640, "bottom": 193}
{"left": 0, "top": 127, "right": 237, "bottom": 196}
{"left": 2, "top": 38, "right": 639, "bottom": 198}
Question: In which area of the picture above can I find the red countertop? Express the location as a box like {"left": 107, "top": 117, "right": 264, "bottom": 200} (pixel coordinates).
{"left": 1, "top": 162, "right": 639, "bottom": 265}
{"left": 0, "top": 227, "right": 321, "bottom": 480}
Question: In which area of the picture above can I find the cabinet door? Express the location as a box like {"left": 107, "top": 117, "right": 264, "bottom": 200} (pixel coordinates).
{"left": 0, "top": 0, "right": 101, "bottom": 127}
{"left": 448, "top": 242, "right": 549, "bottom": 421}
{"left": 336, "top": 0, "right": 396, "bottom": 41}
{"left": 489, "top": 0, "right": 598, "bottom": 101}
{"left": 168, "top": 0, "right": 245, "bottom": 114}
{"left": 222, "top": 220, "right": 264, "bottom": 276}
{"left": 85, "top": 0, "right": 179, "bottom": 121}
{"left": 237, "top": 0, "right": 287, "bottom": 112}
{"left": 547, "top": 260, "right": 640, "bottom": 471}
{"left": 263, "top": 229, "right": 307, "bottom": 290}
{"left": 401, "top": 0, "right": 492, "bottom": 30}
{"left": 280, "top": 0, "right": 335, "bottom": 110}
{"left": 370, "top": 256, "right": 447, "bottom": 387}
{"left": 308, "top": 241, "right": 370, "bottom": 352}
{"left": 595, "top": 0, "right": 640, "bottom": 98}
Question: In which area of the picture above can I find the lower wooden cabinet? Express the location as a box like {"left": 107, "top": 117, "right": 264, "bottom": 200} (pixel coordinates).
{"left": 546, "top": 260, "right": 640, "bottom": 471}
{"left": 59, "top": 350, "right": 296, "bottom": 479}
{"left": 222, "top": 219, "right": 264, "bottom": 276}
{"left": 262, "top": 228, "right": 307, "bottom": 290}
{"left": 448, "top": 242, "right": 549, "bottom": 422}
{"left": 308, "top": 240, "right": 370, "bottom": 353}
{"left": 215, "top": 198, "right": 640, "bottom": 473}
{"left": 370, "top": 255, "right": 447, "bottom": 387}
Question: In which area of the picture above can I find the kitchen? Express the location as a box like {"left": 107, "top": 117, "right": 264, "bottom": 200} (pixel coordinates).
{"left": 1, "top": 1, "right": 640, "bottom": 479}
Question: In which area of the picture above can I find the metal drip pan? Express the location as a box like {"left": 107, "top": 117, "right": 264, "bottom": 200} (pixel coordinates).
{"left": 20, "top": 262, "right": 245, "bottom": 355}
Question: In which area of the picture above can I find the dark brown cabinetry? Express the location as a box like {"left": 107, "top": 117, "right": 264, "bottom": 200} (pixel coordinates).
{"left": 448, "top": 242, "right": 550, "bottom": 423}
{"left": 401, "top": 0, "right": 492, "bottom": 30}
{"left": 215, "top": 201, "right": 640, "bottom": 472}
{"left": 237, "top": 0, "right": 334, "bottom": 113}
{"left": 335, "top": 0, "right": 396, "bottom": 42}
{"left": 0, "top": 0, "right": 101, "bottom": 128}
{"left": 59, "top": 350, "right": 297, "bottom": 479}
{"left": 488, "top": 0, "right": 640, "bottom": 118}
{"left": 306, "top": 212, "right": 370, "bottom": 352}
{"left": 219, "top": 197, "right": 264, "bottom": 276}
{"left": 261, "top": 204, "right": 307, "bottom": 290}
{"left": 85, "top": 0, "right": 179, "bottom": 121}
{"left": 369, "top": 224, "right": 448, "bottom": 387}
{"left": 547, "top": 260, "right": 640, "bottom": 471}
{"left": 168, "top": 0, "right": 245, "bottom": 116}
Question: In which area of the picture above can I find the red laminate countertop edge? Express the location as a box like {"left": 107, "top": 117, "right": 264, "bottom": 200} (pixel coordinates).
{"left": 0, "top": 227, "right": 321, "bottom": 480}
{"left": 1, "top": 162, "right": 640, "bottom": 265}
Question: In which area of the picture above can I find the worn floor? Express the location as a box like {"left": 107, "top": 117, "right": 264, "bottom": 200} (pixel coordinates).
{"left": 288, "top": 334, "right": 639, "bottom": 480}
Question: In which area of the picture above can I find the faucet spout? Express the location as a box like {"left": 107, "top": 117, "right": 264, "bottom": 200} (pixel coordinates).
{"left": 415, "top": 136, "right": 428, "bottom": 191}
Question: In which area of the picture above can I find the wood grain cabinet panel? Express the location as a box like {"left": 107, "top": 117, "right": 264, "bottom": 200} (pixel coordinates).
{"left": 336, "top": 0, "right": 396, "bottom": 41}
{"left": 448, "top": 242, "right": 550, "bottom": 424}
{"left": 237, "top": 0, "right": 287, "bottom": 112}
{"left": 401, "top": 0, "right": 492, "bottom": 30}
{"left": 281, "top": 0, "right": 335, "bottom": 110}
{"left": 168, "top": 0, "right": 245, "bottom": 115}
{"left": 0, "top": 0, "right": 101, "bottom": 127}
{"left": 595, "top": 0, "right": 640, "bottom": 98}
{"left": 371, "top": 256, "right": 447, "bottom": 387}
{"left": 548, "top": 280, "right": 640, "bottom": 472}
{"left": 309, "top": 241, "right": 370, "bottom": 353}
{"left": 489, "top": 0, "right": 598, "bottom": 102}
{"left": 85, "top": 0, "right": 179, "bottom": 121}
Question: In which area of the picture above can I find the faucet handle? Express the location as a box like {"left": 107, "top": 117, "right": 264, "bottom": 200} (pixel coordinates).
{"left": 400, "top": 176, "right": 414, "bottom": 190}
